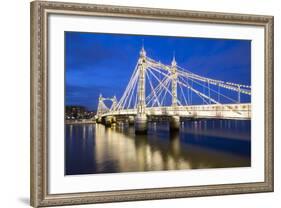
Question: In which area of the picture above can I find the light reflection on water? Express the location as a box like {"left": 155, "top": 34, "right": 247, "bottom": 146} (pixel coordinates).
{"left": 65, "top": 120, "right": 251, "bottom": 175}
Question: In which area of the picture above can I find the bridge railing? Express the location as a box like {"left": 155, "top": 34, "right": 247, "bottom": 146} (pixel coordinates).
{"left": 99, "top": 103, "right": 251, "bottom": 120}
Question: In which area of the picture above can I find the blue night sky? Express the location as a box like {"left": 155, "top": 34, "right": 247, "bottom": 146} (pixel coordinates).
{"left": 65, "top": 32, "right": 251, "bottom": 111}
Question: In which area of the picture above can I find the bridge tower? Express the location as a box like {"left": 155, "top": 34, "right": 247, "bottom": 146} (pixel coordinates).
{"left": 135, "top": 46, "right": 148, "bottom": 134}
{"left": 97, "top": 94, "right": 104, "bottom": 117}
{"left": 170, "top": 55, "right": 180, "bottom": 131}
{"left": 171, "top": 55, "right": 178, "bottom": 107}
{"left": 111, "top": 96, "right": 117, "bottom": 111}
{"left": 96, "top": 94, "right": 104, "bottom": 123}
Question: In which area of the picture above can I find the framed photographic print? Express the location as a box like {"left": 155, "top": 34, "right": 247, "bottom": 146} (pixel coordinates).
{"left": 30, "top": 1, "right": 274, "bottom": 207}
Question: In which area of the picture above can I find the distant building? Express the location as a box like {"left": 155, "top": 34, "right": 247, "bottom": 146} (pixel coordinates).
{"left": 65, "top": 106, "right": 89, "bottom": 120}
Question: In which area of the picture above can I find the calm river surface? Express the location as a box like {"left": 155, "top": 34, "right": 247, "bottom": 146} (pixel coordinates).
{"left": 65, "top": 119, "right": 251, "bottom": 175}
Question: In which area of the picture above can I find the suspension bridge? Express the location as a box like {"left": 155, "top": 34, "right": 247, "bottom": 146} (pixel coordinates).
{"left": 95, "top": 47, "right": 251, "bottom": 134}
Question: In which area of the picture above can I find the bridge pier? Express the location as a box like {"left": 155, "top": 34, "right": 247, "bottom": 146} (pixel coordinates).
{"left": 105, "top": 116, "right": 112, "bottom": 127}
{"left": 128, "top": 116, "right": 135, "bottom": 125}
{"left": 96, "top": 117, "right": 102, "bottom": 123}
{"left": 169, "top": 116, "right": 180, "bottom": 132}
{"left": 105, "top": 116, "right": 116, "bottom": 127}
{"left": 135, "top": 114, "right": 148, "bottom": 134}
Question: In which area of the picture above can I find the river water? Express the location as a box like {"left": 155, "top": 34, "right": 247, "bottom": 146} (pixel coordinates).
{"left": 65, "top": 119, "right": 251, "bottom": 175}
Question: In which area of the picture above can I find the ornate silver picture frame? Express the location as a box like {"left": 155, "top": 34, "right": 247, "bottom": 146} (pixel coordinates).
{"left": 30, "top": 1, "right": 273, "bottom": 207}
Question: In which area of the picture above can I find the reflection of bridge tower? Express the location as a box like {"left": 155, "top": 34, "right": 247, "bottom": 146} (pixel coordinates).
{"left": 135, "top": 46, "right": 148, "bottom": 134}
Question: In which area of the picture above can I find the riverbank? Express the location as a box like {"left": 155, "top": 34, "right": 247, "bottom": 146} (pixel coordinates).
{"left": 65, "top": 119, "right": 96, "bottom": 124}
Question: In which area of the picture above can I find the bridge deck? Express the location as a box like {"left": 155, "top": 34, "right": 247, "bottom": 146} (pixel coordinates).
{"left": 100, "top": 103, "right": 251, "bottom": 120}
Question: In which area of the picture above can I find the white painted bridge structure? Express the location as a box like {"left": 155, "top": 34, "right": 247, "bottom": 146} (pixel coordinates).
{"left": 95, "top": 47, "right": 251, "bottom": 134}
